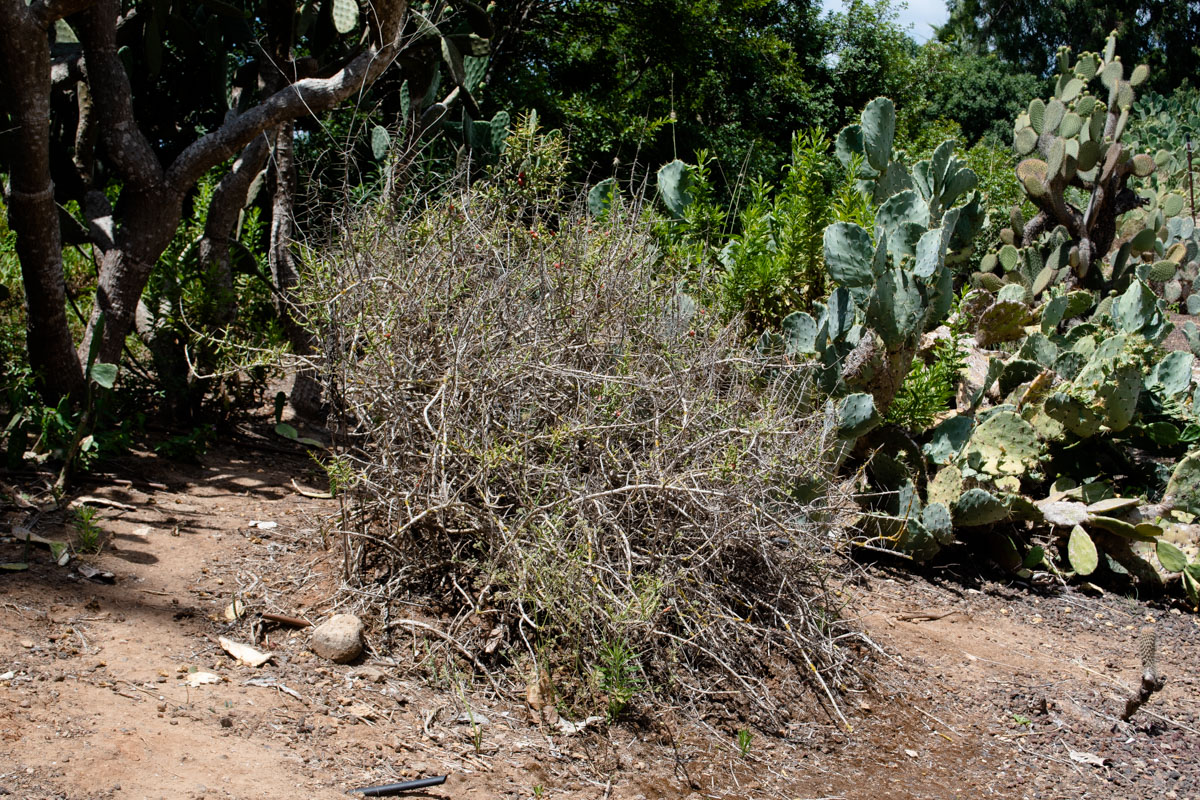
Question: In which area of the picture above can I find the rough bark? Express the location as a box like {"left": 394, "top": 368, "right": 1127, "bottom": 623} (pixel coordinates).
{"left": 197, "top": 135, "right": 271, "bottom": 327}
{"left": 0, "top": 0, "right": 86, "bottom": 399}
{"left": 269, "top": 123, "right": 324, "bottom": 420}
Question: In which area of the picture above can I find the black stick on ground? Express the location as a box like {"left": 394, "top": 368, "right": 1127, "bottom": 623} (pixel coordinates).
{"left": 350, "top": 775, "right": 448, "bottom": 796}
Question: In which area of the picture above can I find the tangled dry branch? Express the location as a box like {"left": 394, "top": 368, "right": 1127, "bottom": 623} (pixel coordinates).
{"left": 298, "top": 181, "right": 864, "bottom": 725}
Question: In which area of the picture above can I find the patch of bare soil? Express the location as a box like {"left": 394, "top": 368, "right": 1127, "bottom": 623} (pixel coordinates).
{"left": 1, "top": 424, "right": 1197, "bottom": 799}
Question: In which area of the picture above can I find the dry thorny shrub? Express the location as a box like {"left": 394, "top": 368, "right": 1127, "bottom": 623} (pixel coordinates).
{"left": 296, "top": 177, "right": 867, "bottom": 728}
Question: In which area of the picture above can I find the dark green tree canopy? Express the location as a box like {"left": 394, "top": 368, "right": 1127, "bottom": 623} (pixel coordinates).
{"left": 489, "top": 0, "right": 835, "bottom": 181}
{"left": 941, "top": 0, "right": 1200, "bottom": 93}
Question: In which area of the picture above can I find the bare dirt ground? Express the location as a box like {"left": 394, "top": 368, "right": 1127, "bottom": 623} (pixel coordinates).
{"left": 1, "top": 417, "right": 1198, "bottom": 799}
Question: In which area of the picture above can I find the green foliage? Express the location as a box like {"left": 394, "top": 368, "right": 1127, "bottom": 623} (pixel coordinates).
{"left": 718, "top": 130, "right": 863, "bottom": 330}
{"left": 72, "top": 506, "right": 103, "bottom": 555}
{"left": 491, "top": 0, "right": 835, "bottom": 183}
{"left": 941, "top": 0, "right": 1200, "bottom": 96}
{"left": 886, "top": 327, "right": 967, "bottom": 430}
{"left": 594, "top": 638, "right": 644, "bottom": 722}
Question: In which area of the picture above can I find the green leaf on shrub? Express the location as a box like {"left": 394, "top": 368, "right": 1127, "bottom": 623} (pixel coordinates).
{"left": 1068, "top": 525, "right": 1098, "bottom": 575}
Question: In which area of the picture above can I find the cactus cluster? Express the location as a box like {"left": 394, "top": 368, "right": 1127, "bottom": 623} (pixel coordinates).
{"left": 1130, "top": 88, "right": 1200, "bottom": 193}
{"left": 1006, "top": 33, "right": 1159, "bottom": 286}
{"left": 871, "top": 274, "right": 1200, "bottom": 594}
{"left": 773, "top": 98, "right": 982, "bottom": 424}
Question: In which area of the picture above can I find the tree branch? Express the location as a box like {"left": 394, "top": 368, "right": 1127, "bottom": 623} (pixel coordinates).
{"left": 31, "top": 0, "right": 97, "bottom": 28}
{"left": 76, "top": 0, "right": 165, "bottom": 193}
{"left": 166, "top": 0, "right": 410, "bottom": 190}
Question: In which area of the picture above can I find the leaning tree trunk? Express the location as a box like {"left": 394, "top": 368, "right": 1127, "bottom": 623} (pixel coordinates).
{"left": 73, "top": 0, "right": 410, "bottom": 396}
{"left": 269, "top": 121, "right": 324, "bottom": 420}
{"left": 197, "top": 136, "right": 271, "bottom": 328}
{"left": 0, "top": 0, "right": 86, "bottom": 400}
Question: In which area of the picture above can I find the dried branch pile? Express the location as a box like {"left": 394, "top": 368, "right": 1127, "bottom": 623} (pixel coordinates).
{"left": 299, "top": 185, "right": 862, "bottom": 723}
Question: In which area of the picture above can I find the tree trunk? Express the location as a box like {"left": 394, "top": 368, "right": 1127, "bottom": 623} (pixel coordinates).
{"left": 3, "top": 0, "right": 410, "bottom": 408}
{"left": 0, "top": 0, "right": 86, "bottom": 399}
{"left": 269, "top": 122, "right": 325, "bottom": 420}
{"left": 197, "top": 135, "right": 271, "bottom": 327}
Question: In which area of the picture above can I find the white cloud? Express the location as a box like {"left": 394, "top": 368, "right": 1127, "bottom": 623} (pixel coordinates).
{"left": 820, "top": 0, "right": 950, "bottom": 44}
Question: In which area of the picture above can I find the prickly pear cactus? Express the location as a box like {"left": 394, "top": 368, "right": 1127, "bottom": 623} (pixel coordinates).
{"left": 1006, "top": 32, "right": 1160, "bottom": 289}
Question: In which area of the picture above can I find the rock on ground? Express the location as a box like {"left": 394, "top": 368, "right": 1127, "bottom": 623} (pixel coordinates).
{"left": 309, "top": 613, "right": 364, "bottom": 663}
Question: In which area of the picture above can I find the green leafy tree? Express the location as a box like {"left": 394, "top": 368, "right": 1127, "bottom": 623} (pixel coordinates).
{"left": 489, "top": 0, "right": 835, "bottom": 183}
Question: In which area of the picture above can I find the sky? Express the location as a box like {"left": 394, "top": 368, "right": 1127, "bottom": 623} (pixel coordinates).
{"left": 820, "top": 0, "right": 950, "bottom": 44}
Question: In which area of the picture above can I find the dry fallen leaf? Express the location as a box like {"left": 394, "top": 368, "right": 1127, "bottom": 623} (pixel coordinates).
{"left": 184, "top": 671, "right": 222, "bottom": 687}
{"left": 218, "top": 636, "right": 273, "bottom": 667}
{"left": 1067, "top": 748, "right": 1110, "bottom": 767}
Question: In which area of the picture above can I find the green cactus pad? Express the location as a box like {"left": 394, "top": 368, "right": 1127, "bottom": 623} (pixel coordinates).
{"left": 1014, "top": 127, "right": 1038, "bottom": 155}
{"left": 975, "top": 300, "right": 1031, "bottom": 348}
{"left": 1096, "top": 364, "right": 1142, "bottom": 431}
{"left": 1147, "top": 260, "right": 1178, "bottom": 282}
{"left": 1100, "top": 60, "right": 1123, "bottom": 89}
{"left": 332, "top": 0, "right": 358, "bottom": 33}
{"left": 1088, "top": 514, "right": 1156, "bottom": 541}
{"left": 876, "top": 191, "right": 930, "bottom": 246}
{"left": 1162, "top": 193, "right": 1186, "bottom": 217}
{"left": 1059, "top": 111, "right": 1082, "bottom": 139}
{"left": 1044, "top": 99, "right": 1066, "bottom": 134}
{"left": 782, "top": 311, "right": 818, "bottom": 355}
{"left": 823, "top": 223, "right": 876, "bottom": 288}
{"left": 1068, "top": 525, "right": 1099, "bottom": 575}
{"left": 1028, "top": 98, "right": 1046, "bottom": 134}
{"left": 835, "top": 124, "right": 865, "bottom": 169}
{"left": 1149, "top": 351, "right": 1195, "bottom": 397}
{"left": 861, "top": 97, "right": 895, "bottom": 172}
{"left": 370, "top": 125, "right": 390, "bottom": 160}
{"left": 1086, "top": 496, "right": 1140, "bottom": 515}
{"left": 961, "top": 411, "right": 1040, "bottom": 476}
{"left": 922, "top": 503, "right": 954, "bottom": 545}
{"left": 1113, "top": 280, "right": 1164, "bottom": 339}
{"left": 895, "top": 517, "right": 940, "bottom": 562}
{"left": 953, "top": 488, "right": 1009, "bottom": 526}
{"left": 998, "top": 244, "right": 1021, "bottom": 272}
{"left": 657, "top": 160, "right": 694, "bottom": 218}
{"left": 998, "top": 359, "right": 1043, "bottom": 398}
{"left": 1165, "top": 451, "right": 1200, "bottom": 515}
{"left": 1044, "top": 391, "right": 1103, "bottom": 437}
{"left": 866, "top": 268, "right": 926, "bottom": 348}
{"left": 826, "top": 287, "right": 856, "bottom": 340}
{"left": 587, "top": 178, "right": 615, "bottom": 218}
{"left": 1053, "top": 350, "right": 1086, "bottom": 381}
{"left": 1047, "top": 138, "right": 1066, "bottom": 178}
{"left": 1164, "top": 279, "right": 1183, "bottom": 303}
{"left": 1075, "top": 54, "right": 1100, "bottom": 82}
{"left": 1037, "top": 499, "right": 1089, "bottom": 528}
{"left": 1017, "top": 333, "right": 1059, "bottom": 368}
{"left": 1060, "top": 78, "right": 1085, "bottom": 103}
{"left": 923, "top": 416, "right": 974, "bottom": 465}
{"left": 837, "top": 393, "right": 881, "bottom": 439}
{"left": 1156, "top": 540, "right": 1188, "bottom": 573}
{"left": 928, "top": 466, "right": 964, "bottom": 507}
{"left": 1131, "top": 153, "right": 1156, "bottom": 177}
{"left": 997, "top": 281, "right": 1029, "bottom": 305}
